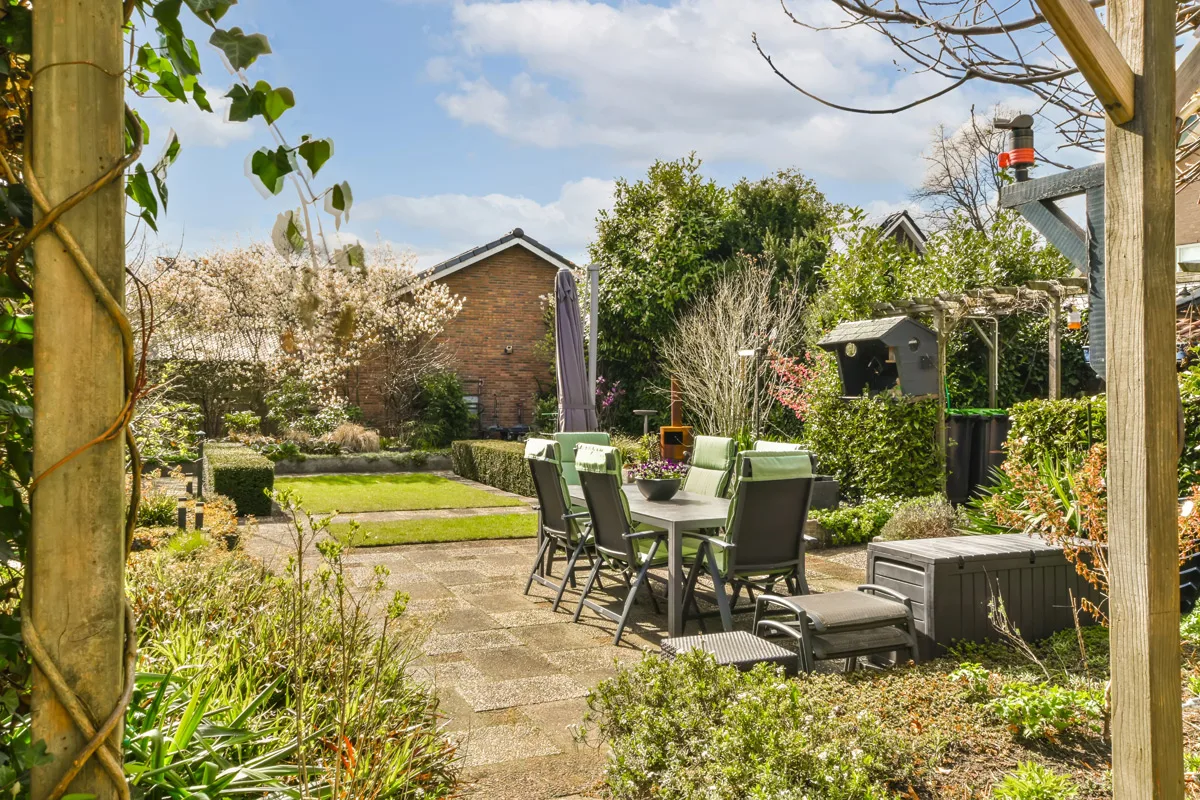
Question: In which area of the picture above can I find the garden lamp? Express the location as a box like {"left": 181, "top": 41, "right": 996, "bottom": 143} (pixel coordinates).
{"left": 738, "top": 347, "right": 765, "bottom": 441}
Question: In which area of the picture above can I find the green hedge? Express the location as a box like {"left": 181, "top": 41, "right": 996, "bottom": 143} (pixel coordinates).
{"left": 802, "top": 394, "right": 942, "bottom": 500}
{"left": 450, "top": 440, "right": 535, "bottom": 497}
{"left": 205, "top": 443, "right": 274, "bottom": 517}
{"left": 811, "top": 497, "right": 900, "bottom": 546}
{"left": 1006, "top": 394, "right": 1200, "bottom": 492}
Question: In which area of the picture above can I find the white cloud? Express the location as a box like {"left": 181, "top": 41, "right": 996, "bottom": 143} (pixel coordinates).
{"left": 154, "top": 86, "right": 255, "bottom": 149}
{"left": 357, "top": 177, "right": 616, "bottom": 266}
{"left": 432, "top": 0, "right": 1005, "bottom": 184}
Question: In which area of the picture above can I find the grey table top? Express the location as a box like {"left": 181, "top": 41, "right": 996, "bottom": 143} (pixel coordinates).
{"left": 567, "top": 483, "right": 729, "bottom": 529}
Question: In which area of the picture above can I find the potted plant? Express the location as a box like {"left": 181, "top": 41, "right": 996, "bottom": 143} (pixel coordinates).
{"left": 628, "top": 458, "right": 689, "bottom": 501}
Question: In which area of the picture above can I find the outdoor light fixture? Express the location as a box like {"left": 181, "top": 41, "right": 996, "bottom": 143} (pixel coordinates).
{"left": 737, "top": 346, "right": 766, "bottom": 441}
{"left": 177, "top": 497, "right": 187, "bottom": 530}
{"left": 195, "top": 501, "right": 205, "bottom": 531}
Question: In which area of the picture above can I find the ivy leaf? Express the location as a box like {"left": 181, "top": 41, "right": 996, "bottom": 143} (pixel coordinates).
{"left": 152, "top": 130, "right": 181, "bottom": 212}
{"left": 297, "top": 137, "right": 332, "bottom": 177}
{"left": 153, "top": 70, "right": 187, "bottom": 102}
{"left": 126, "top": 164, "right": 158, "bottom": 230}
{"left": 209, "top": 27, "right": 271, "bottom": 70}
{"left": 248, "top": 146, "right": 294, "bottom": 195}
{"left": 261, "top": 84, "right": 294, "bottom": 124}
{"left": 183, "top": 0, "right": 237, "bottom": 25}
{"left": 324, "top": 181, "right": 353, "bottom": 230}
{"left": 332, "top": 244, "right": 365, "bottom": 269}
{"left": 192, "top": 83, "right": 212, "bottom": 112}
{"left": 271, "top": 210, "right": 305, "bottom": 255}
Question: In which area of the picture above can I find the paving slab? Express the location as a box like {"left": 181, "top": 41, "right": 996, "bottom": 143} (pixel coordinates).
{"left": 244, "top": 476, "right": 863, "bottom": 800}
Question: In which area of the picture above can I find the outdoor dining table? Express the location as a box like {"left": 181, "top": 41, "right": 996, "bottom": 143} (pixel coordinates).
{"left": 567, "top": 483, "right": 730, "bottom": 637}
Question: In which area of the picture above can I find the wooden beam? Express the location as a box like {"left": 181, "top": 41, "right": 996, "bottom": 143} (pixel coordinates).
{"left": 1048, "top": 300, "right": 1062, "bottom": 400}
{"left": 1105, "top": 0, "right": 1183, "bottom": 792}
{"left": 30, "top": 1, "right": 127, "bottom": 798}
{"left": 1034, "top": 0, "right": 1135, "bottom": 123}
{"left": 999, "top": 163, "right": 1106, "bottom": 207}
{"left": 1176, "top": 42, "right": 1200, "bottom": 117}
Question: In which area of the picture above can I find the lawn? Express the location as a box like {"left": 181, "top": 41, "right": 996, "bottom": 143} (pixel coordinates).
{"left": 274, "top": 473, "right": 523, "bottom": 513}
{"left": 331, "top": 512, "right": 537, "bottom": 546}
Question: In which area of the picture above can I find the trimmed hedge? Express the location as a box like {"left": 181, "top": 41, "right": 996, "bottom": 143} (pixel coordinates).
{"left": 205, "top": 442, "right": 274, "bottom": 517}
{"left": 1007, "top": 396, "right": 1106, "bottom": 463}
{"left": 1006, "top": 394, "right": 1200, "bottom": 492}
{"left": 802, "top": 394, "right": 942, "bottom": 500}
{"left": 450, "top": 440, "right": 535, "bottom": 497}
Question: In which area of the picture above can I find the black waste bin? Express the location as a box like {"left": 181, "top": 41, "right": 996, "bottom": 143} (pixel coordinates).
{"left": 945, "top": 414, "right": 974, "bottom": 504}
{"left": 985, "top": 414, "right": 1011, "bottom": 484}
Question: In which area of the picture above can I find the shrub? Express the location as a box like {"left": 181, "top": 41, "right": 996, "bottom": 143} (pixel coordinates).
{"left": 127, "top": 505, "right": 459, "bottom": 798}
{"left": 986, "top": 681, "right": 1103, "bottom": 740}
{"left": 812, "top": 497, "right": 900, "bottom": 546}
{"left": 451, "top": 439, "right": 534, "bottom": 496}
{"left": 326, "top": 422, "right": 382, "bottom": 453}
{"left": 223, "top": 409, "right": 261, "bottom": 436}
{"left": 992, "top": 762, "right": 1079, "bottom": 799}
{"left": 803, "top": 393, "right": 942, "bottom": 499}
{"left": 586, "top": 650, "right": 910, "bottom": 799}
{"left": 134, "top": 399, "right": 203, "bottom": 464}
{"left": 1006, "top": 397, "right": 1105, "bottom": 465}
{"left": 410, "top": 371, "right": 473, "bottom": 447}
{"left": 205, "top": 442, "right": 274, "bottom": 517}
{"left": 137, "top": 490, "right": 178, "bottom": 528}
{"left": 879, "top": 495, "right": 961, "bottom": 541}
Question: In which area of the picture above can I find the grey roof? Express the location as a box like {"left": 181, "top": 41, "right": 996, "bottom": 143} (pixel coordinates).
{"left": 149, "top": 328, "right": 279, "bottom": 363}
{"left": 818, "top": 316, "right": 933, "bottom": 347}
{"left": 417, "top": 228, "right": 577, "bottom": 282}
{"left": 877, "top": 210, "right": 927, "bottom": 253}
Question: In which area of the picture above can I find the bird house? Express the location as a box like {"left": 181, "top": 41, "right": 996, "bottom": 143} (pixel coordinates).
{"left": 817, "top": 316, "right": 938, "bottom": 397}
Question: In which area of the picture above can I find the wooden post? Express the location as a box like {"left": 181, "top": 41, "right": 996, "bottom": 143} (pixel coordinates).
{"left": 29, "top": 2, "right": 127, "bottom": 798}
{"left": 1048, "top": 296, "right": 1062, "bottom": 400}
{"left": 1105, "top": 0, "right": 1182, "bottom": 793}
{"left": 932, "top": 307, "right": 948, "bottom": 486}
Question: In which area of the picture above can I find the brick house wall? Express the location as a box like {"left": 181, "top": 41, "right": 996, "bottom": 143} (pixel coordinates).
{"left": 354, "top": 242, "right": 558, "bottom": 431}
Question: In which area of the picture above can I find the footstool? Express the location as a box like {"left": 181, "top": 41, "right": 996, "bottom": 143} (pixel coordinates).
{"left": 661, "top": 630, "right": 801, "bottom": 675}
{"left": 753, "top": 585, "right": 920, "bottom": 672}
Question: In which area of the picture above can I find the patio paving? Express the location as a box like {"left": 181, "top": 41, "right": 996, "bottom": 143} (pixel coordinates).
{"left": 244, "top": 474, "right": 865, "bottom": 799}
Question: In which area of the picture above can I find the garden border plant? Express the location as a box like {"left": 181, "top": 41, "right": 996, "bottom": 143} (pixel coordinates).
{"left": 450, "top": 439, "right": 535, "bottom": 497}
{"left": 204, "top": 442, "right": 275, "bottom": 517}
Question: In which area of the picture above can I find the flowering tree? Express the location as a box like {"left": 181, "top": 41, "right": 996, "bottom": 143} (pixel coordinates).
{"left": 144, "top": 243, "right": 462, "bottom": 432}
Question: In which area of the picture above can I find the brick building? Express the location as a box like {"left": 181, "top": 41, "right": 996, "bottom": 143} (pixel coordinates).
{"left": 359, "top": 228, "right": 573, "bottom": 431}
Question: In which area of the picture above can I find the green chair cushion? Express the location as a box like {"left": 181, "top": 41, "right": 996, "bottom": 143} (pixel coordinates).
{"left": 524, "top": 437, "right": 562, "bottom": 463}
{"left": 554, "top": 432, "right": 611, "bottom": 485}
{"left": 683, "top": 435, "right": 736, "bottom": 498}
{"left": 753, "top": 440, "right": 806, "bottom": 453}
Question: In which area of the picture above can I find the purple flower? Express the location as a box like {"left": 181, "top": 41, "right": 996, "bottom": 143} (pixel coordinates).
{"left": 628, "top": 458, "right": 689, "bottom": 481}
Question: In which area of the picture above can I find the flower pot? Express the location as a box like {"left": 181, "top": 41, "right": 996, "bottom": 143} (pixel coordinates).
{"left": 636, "top": 478, "right": 681, "bottom": 502}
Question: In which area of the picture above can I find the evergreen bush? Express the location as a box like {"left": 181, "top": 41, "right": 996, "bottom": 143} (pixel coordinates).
{"left": 205, "top": 443, "right": 274, "bottom": 517}
{"left": 450, "top": 440, "right": 534, "bottom": 497}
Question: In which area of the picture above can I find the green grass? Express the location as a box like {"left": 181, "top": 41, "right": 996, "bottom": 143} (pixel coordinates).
{"left": 332, "top": 512, "right": 537, "bottom": 546}
{"left": 273, "top": 473, "right": 523, "bottom": 513}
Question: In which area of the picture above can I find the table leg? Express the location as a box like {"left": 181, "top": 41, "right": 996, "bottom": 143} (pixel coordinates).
{"left": 667, "top": 522, "right": 683, "bottom": 636}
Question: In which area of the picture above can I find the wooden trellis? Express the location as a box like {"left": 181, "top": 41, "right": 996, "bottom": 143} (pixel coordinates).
{"left": 870, "top": 277, "right": 1087, "bottom": 468}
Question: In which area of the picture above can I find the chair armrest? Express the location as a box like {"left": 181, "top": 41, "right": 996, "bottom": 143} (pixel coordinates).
{"left": 755, "top": 593, "right": 805, "bottom": 617}
{"left": 681, "top": 532, "right": 735, "bottom": 550}
{"left": 857, "top": 584, "right": 911, "bottom": 608}
{"left": 755, "top": 619, "right": 805, "bottom": 643}
{"left": 564, "top": 511, "right": 591, "bottom": 521}
{"left": 625, "top": 528, "right": 666, "bottom": 540}
{"left": 803, "top": 534, "right": 818, "bottom": 545}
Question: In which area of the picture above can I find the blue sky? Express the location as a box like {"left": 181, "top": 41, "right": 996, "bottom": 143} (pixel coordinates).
{"left": 136, "top": 0, "right": 1041, "bottom": 268}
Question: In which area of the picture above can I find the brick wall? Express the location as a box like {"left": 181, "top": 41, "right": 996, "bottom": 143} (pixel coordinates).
{"left": 356, "top": 244, "right": 558, "bottom": 431}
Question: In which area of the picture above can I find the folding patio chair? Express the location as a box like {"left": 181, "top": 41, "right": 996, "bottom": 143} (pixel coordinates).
{"left": 523, "top": 438, "right": 595, "bottom": 611}
{"left": 571, "top": 443, "right": 686, "bottom": 645}
{"left": 682, "top": 450, "right": 816, "bottom": 632}
{"left": 682, "top": 435, "right": 737, "bottom": 498}
{"left": 553, "top": 432, "right": 611, "bottom": 486}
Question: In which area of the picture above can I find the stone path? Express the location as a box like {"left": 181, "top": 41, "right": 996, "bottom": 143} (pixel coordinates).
{"left": 244, "top": 475, "right": 865, "bottom": 799}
